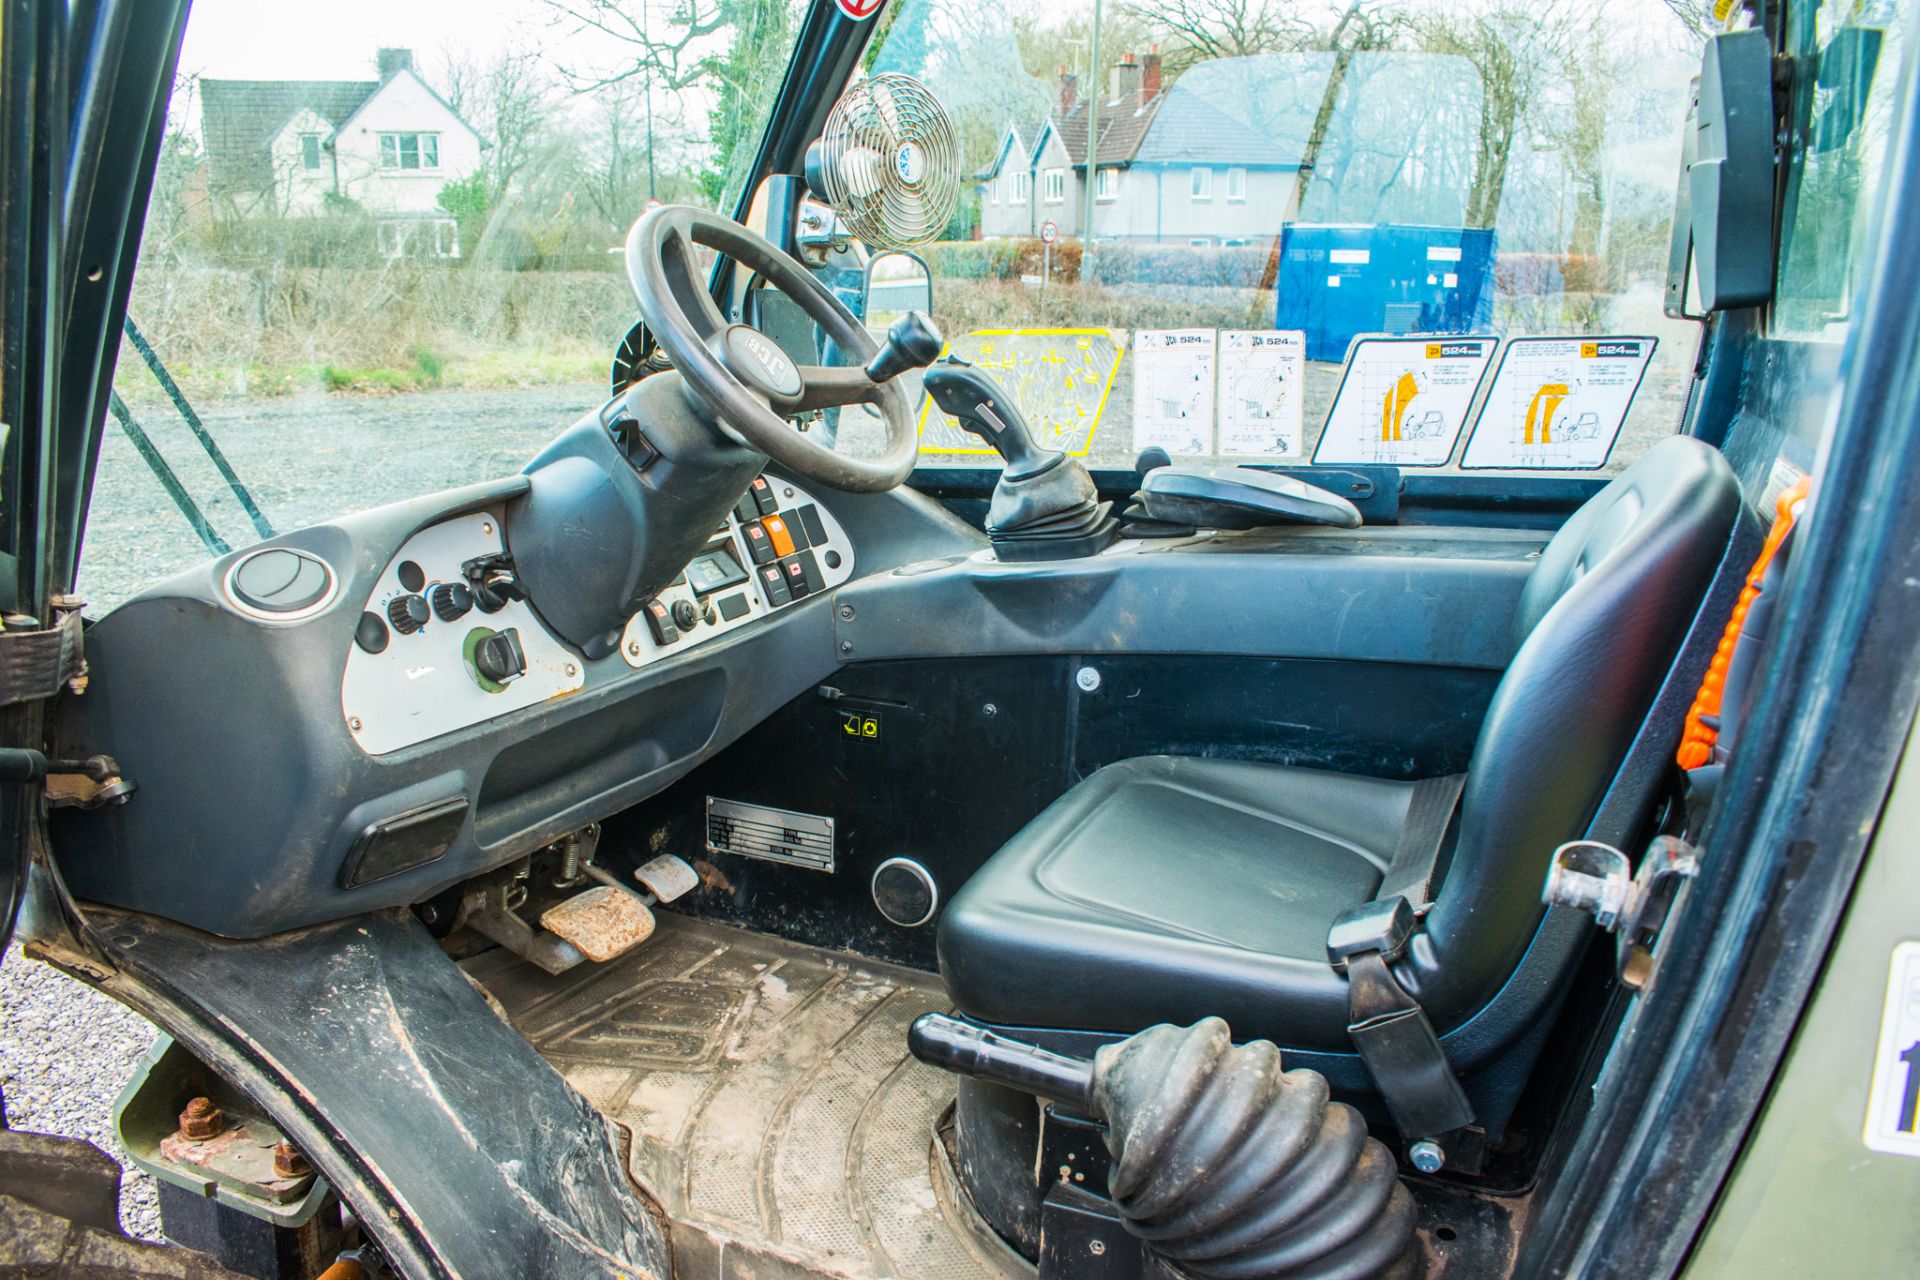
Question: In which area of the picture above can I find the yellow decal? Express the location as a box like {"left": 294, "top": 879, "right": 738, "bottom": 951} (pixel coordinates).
{"left": 1523, "top": 383, "right": 1571, "bottom": 445}
{"left": 916, "top": 328, "right": 1124, "bottom": 456}
{"left": 1380, "top": 371, "right": 1420, "bottom": 443}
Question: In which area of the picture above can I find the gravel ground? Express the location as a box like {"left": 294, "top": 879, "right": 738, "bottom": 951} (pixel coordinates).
{"left": 1, "top": 943, "right": 163, "bottom": 1240}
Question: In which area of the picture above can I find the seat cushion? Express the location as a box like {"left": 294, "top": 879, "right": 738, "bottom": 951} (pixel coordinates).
{"left": 937, "top": 755, "right": 1423, "bottom": 1052}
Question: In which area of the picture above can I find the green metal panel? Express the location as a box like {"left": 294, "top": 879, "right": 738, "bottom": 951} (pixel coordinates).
{"left": 1684, "top": 718, "right": 1920, "bottom": 1275}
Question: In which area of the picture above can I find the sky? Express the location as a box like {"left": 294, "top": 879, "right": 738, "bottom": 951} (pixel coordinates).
{"left": 177, "top": 0, "right": 541, "bottom": 80}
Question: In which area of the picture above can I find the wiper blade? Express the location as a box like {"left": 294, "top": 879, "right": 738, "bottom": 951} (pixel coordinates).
{"left": 105, "top": 391, "right": 230, "bottom": 557}
{"left": 121, "top": 317, "right": 273, "bottom": 540}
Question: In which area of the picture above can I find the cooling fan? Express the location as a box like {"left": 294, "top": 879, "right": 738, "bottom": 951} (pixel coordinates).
{"left": 805, "top": 73, "right": 958, "bottom": 248}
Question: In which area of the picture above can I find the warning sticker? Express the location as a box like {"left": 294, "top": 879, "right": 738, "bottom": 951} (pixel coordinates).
{"left": 916, "top": 329, "right": 1122, "bottom": 456}
{"left": 1133, "top": 329, "right": 1217, "bottom": 457}
{"left": 1217, "top": 330, "right": 1306, "bottom": 459}
{"left": 1312, "top": 336, "right": 1496, "bottom": 467}
{"left": 1864, "top": 941, "right": 1920, "bottom": 1157}
{"left": 1460, "top": 337, "right": 1657, "bottom": 470}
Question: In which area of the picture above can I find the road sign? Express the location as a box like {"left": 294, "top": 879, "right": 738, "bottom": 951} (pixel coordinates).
{"left": 1040, "top": 220, "right": 1059, "bottom": 245}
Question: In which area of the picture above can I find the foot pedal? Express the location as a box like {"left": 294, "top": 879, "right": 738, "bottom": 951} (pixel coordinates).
{"left": 635, "top": 854, "right": 698, "bottom": 903}
{"left": 539, "top": 886, "right": 655, "bottom": 962}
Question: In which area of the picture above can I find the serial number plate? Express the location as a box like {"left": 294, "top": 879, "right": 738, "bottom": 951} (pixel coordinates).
{"left": 705, "top": 797, "right": 835, "bottom": 872}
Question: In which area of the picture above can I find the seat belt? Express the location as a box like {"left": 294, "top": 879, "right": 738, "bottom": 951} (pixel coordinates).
{"left": 1327, "top": 772, "right": 1475, "bottom": 1142}
{"left": 1376, "top": 772, "right": 1467, "bottom": 910}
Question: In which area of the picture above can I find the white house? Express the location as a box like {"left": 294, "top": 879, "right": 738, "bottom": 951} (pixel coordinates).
{"left": 979, "top": 51, "right": 1485, "bottom": 246}
{"left": 201, "top": 49, "right": 484, "bottom": 257}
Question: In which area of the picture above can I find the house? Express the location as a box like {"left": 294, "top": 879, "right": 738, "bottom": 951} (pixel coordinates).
{"left": 200, "top": 49, "right": 484, "bottom": 257}
{"left": 979, "top": 50, "right": 1489, "bottom": 246}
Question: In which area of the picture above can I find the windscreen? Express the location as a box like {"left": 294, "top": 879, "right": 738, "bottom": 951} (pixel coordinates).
{"left": 846, "top": 0, "right": 1709, "bottom": 476}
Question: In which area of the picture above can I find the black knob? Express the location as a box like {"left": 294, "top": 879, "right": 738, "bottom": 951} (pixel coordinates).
{"left": 864, "top": 311, "right": 944, "bottom": 384}
{"left": 671, "top": 599, "right": 699, "bottom": 631}
{"left": 472, "top": 627, "right": 526, "bottom": 685}
{"left": 387, "top": 593, "right": 430, "bottom": 635}
{"left": 431, "top": 582, "right": 473, "bottom": 622}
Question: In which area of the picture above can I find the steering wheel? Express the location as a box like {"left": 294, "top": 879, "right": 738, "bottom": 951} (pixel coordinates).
{"left": 625, "top": 204, "right": 917, "bottom": 493}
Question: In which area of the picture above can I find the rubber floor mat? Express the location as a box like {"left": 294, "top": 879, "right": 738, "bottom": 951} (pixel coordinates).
{"left": 466, "top": 913, "right": 1026, "bottom": 1280}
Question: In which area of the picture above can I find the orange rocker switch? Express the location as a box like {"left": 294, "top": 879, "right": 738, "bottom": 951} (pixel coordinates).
{"left": 762, "top": 515, "right": 797, "bottom": 558}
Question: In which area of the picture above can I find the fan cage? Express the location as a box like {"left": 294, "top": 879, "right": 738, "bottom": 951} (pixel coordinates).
{"left": 816, "top": 73, "right": 959, "bottom": 249}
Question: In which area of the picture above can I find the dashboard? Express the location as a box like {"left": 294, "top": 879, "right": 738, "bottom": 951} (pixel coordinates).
{"left": 333, "top": 473, "right": 855, "bottom": 756}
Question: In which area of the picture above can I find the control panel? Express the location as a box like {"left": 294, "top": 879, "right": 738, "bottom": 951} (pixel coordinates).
{"left": 619, "top": 474, "right": 855, "bottom": 668}
{"left": 341, "top": 511, "right": 586, "bottom": 756}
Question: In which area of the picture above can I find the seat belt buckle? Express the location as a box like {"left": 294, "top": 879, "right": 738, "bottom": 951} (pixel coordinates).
{"left": 1326, "top": 895, "right": 1415, "bottom": 968}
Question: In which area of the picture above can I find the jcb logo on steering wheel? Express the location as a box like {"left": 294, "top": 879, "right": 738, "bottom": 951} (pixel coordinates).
{"left": 744, "top": 334, "right": 791, "bottom": 381}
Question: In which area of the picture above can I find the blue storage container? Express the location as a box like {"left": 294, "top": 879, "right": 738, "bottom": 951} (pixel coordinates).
{"left": 1273, "top": 224, "right": 1497, "bottom": 362}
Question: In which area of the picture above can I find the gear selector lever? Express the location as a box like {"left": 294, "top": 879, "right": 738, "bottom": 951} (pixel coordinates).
{"left": 923, "top": 357, "right": 1117, "bottom": 560}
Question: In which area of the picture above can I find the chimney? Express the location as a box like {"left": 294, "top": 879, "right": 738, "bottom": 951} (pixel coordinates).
{"left": 1109, "top": 51, "right": 1142, "bottom": 104}
{"left": 1057, "top": 67, "right": 1078, "bottom": 115}
{"left": 376, "top": 48, "right": 414, "bottom": 79}
{"left": 1143, "top": 46, "right": 1164, "bottom": 98}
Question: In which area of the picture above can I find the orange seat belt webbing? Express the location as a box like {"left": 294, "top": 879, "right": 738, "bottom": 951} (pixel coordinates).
{"left": 1676, "top": 476, "right": 1811, "bottom": 770}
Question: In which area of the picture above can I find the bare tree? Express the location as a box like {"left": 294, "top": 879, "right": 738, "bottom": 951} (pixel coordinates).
{"left": 536, "top": 0, "right": 735, "bottom": 93}
{"left": 437, "top": 50, "right": 559, "bottom": 205}
{"left": 1417, "top": 3, "right": 1577, "bottom": 228}
{"left": 1124, "top": 0, "right": 1312, "bottom": 73}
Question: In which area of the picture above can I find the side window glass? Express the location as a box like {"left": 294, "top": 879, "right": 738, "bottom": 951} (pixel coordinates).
{"left": 80, "top": 2, "right": 806, "bottom": 617}
{"left": 1774, "top": 0, "right": 1908, "bottom": 337}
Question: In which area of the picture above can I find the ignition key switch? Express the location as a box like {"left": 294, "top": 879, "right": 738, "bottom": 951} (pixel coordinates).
{"left": 468, "top": 626, "right": 527, "bottom": 690}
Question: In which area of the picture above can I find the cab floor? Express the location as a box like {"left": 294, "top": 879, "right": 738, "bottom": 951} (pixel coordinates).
{"left": 465, "top": 912, "right": 1025, "bottom": 1280}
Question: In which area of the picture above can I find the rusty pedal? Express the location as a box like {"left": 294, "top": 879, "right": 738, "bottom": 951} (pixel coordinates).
{"left": 539, "top": 886, "right": 656, "bottom": 963}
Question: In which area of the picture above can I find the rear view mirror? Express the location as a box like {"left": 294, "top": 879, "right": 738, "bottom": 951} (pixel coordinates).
{"left": 862, "top": 251, "right": 933, "bottom": 333}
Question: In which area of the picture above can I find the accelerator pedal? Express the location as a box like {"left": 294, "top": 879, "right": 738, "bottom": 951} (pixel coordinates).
{"left": 539, "top": 886, "right": 655, "bottom": 963}
{"left": 634, "top": 854, "right": 698, "bottom": 903}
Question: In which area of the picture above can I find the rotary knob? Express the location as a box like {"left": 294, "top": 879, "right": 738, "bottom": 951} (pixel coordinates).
{"left": 430, "top": 581, "right": 473, "bottom": 622}
{"left": 387, "top": 593, "right": 430, "bottom": 635}
{"left": 671, "top": 599, "right": 699, "bottom": 631}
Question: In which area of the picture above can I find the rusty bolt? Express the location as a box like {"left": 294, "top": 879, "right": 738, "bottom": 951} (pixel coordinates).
{"left": 272, "top": 1141, "right": 310, "bottom": 1179}
{"left": 178, "top": 1096, "right": 226, "bottom": 1140}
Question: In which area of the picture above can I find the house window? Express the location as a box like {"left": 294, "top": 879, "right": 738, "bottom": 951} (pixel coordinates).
{"left": 378, "top": 132, "right": 441, "bottom": 171}
{"left": 1227, "top": 167, "right": 1247, "bottom": 202}
{"left": 1096, "top": 167, "right": 1119, "bottom": 201}
{"left": 1012, "top": 172, "right": 1030, "bottom": 205}
{"left": 1043, "top": 168, "right": 1066, "bottom": 204}
{"left": 300, "top": 134, "right": 322, "bottom": 171}
{"left": 989, "top": 179, "right": 999, "bottom": 206}
{"left": 1190, "top": 167, "right": 1213, "bottom": 201}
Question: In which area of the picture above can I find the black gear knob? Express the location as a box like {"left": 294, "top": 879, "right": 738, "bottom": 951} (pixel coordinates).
{"left": 864, "top": 311, "right": 944, "bottom": 384}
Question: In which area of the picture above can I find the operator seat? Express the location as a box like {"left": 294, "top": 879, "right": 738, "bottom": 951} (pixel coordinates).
{"left": 936, "top": 436, "right": 1742, "bottom": 1113}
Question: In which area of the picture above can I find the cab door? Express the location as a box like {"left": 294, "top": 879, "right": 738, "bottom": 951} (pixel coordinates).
{"left": 0, "top": 2, "right": 192, "bottom": 949}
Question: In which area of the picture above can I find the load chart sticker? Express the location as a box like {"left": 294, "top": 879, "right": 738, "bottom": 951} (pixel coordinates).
{"left": 916, "top": 328, "right": 1123, "bottom": 456}
{"left": 1460, "top": 337, "right": 1657, "bottom": 470}
{"left": 1217, "top": 330, "right": 1306, "bottom": 458}
{"left": 1313, "top": 336, "right": 1496, "bottom": 467}
{"left": 1133, "top": 329, "right": 1217, "bottom": 457}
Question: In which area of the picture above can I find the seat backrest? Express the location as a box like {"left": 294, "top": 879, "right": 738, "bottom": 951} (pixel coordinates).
{"left": 1418, "top": 436, "right": 1742, "bottom": 1011}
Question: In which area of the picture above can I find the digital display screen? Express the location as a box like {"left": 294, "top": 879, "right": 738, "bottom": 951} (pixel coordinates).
{"left": 685, "top": 544, "right": 748, "bottom": 597}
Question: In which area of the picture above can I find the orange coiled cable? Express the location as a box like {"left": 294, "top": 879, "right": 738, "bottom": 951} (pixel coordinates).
{"left": 1676, "top": 476, "right": 1811, "bottom": 770}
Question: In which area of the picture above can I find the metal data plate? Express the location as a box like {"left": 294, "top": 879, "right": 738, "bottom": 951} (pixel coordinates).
{"left": 706, "top": 797, "right": 835, "bottom": 871}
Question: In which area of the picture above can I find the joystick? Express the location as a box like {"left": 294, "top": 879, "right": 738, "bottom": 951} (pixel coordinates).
{"left": 922, "top": 357, "right": 1116, "bottom": 560}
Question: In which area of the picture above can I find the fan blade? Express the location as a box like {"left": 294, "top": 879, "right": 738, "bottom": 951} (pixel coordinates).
{"left": 868, "top": 77, "right": 906, "bottom": 141}
{"left": 838, "top": 145, "right": 885, "bottom": 199}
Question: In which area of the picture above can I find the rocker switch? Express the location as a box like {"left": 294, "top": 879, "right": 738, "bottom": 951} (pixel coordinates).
{"left": 644, "top": 599, "right": 680, "bottom": 645}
